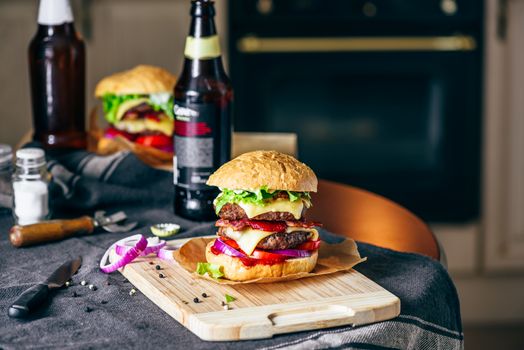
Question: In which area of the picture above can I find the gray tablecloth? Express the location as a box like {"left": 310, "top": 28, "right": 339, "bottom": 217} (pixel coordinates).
{"left": 0, "top": 149, "right": 464, "bottom": 349}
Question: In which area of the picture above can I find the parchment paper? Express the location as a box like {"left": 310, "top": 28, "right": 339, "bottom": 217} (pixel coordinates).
{"left": 173, "top": 237, "right": 367, "bottom": 284}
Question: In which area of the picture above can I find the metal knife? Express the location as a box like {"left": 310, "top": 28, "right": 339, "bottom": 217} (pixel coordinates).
{"left": 8, "top": 256, "right": 82, "bottom": 319}
{"left": 9, "top": 211, "right": 138, "bottom": 248}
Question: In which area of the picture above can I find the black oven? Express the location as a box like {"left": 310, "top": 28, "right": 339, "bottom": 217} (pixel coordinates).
{"left": 228, "top": 0, "right": 483, "bottom": 222}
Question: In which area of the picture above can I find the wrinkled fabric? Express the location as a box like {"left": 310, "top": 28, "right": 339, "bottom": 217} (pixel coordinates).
{"left": 0, "top": 149, "right": 463, "bottom": 349}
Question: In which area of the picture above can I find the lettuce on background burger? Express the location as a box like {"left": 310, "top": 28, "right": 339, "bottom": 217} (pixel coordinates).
{"left": 95, "top": 65, "right": 177, "bottom": 152}
{"left": 203, "top": 150, "right": 321, "bottom": 281}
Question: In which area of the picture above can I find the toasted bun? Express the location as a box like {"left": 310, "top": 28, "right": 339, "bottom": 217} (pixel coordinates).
{"left": 207, "top": 150, "right": 318, "bottom": 192}
{"left": 95, "top": 65, "right": 177, "bottom": 97}
{"left": 205, "top": 240, "right": 318, "bottom": 281}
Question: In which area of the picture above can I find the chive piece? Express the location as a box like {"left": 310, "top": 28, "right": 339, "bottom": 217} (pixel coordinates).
{"left": 225, "top": 294, "right": 236, "bottom": 303}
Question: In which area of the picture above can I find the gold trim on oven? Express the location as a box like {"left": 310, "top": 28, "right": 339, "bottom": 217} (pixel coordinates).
{"left": 237, "top": 35, "right": 477, "bottom": 53}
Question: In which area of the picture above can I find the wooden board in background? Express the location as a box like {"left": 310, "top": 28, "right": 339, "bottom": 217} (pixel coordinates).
{"left": 112, "top": 237, "right": 400, "bottom": 341}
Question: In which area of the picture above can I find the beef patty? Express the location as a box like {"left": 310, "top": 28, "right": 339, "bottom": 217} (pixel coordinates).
{"left": 218, "top": 227, "right": 310, "bottom": 250}
{"left": 218, "top": 203, "right": 306, "bottom": 221}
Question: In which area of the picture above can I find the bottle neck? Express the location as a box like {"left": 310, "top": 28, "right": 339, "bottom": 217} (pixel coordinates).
{"left": 14, "top": 165, "right": 48, "bottom": 181}
{"left": 37, "top": 0, "right": 74, "bottom": 26}
{"left": 36, "top": 22, "right": 76, "bottom": 37}
{"left": 184, "top": 1, "right": 221, "bottom": 61}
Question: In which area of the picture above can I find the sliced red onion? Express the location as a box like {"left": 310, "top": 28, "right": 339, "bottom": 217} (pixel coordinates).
{"left": 213, "top": 238, "right": 246, "bottom": 258}
{"left": 115, "top": 236, "right": 166, "bottom": 256}
{"left": 100, "top": 234, "right": 147, "bottom": 274}
{"left": 157, "top": 245, "right": 178, "bottom": 261}
{"left": 270, "top": 249, "right": 312, "bottom": 258}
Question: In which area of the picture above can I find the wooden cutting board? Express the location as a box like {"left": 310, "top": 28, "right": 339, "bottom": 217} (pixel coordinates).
{"left": 112, "top": 237, "right": 400, "bottom": 341}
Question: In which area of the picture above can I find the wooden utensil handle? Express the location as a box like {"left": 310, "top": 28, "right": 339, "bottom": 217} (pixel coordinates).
{"left": 9, "top": 216, "right": 95, "bottom": 247}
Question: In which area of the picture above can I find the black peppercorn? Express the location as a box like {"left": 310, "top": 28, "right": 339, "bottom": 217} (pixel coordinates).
{"left": 193, "top": 297, "right": 200, "bottom": 303}
{"left": 159, "top": 273, "right": 165, "bottom": 278}
{"left": 149, "top": 261, "right": 154, "bottom": 265}
{"left": 155, "top": 265, "right": 161, "bottom": 270}
{"left": 201, "top": 293, "right": 208, "bottom": 298}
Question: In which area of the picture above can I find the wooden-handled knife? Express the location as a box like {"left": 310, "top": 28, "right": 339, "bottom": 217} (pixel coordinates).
{"left": 9, "top": 211, "right": 137, "bottom": 247}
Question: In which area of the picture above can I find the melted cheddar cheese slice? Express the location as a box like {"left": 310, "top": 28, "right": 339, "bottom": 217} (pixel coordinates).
{"left": 237, "top": 198, "right": 304, "bottom": 220}
{"left": 223, "top": 226, "right": 319, "bottom": 255}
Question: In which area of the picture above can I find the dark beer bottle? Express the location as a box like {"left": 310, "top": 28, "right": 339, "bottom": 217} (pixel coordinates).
{"left": 28, "top": 0, "right": 86, "bottom": 149}
{"left": 173, "top": 0, "right": 233, "bottom": 221}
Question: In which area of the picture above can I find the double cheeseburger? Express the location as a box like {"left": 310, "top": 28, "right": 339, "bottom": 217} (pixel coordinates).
{"left": 95, "top": 65, "right": 177, "bottom": 152}
{"left": 205, "top": 150, "right": 321, "bottom": 281}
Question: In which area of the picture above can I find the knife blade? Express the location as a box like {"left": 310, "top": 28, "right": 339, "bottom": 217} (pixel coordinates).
{"left": 8, "top": 256, "right": 82, "bottom": 319}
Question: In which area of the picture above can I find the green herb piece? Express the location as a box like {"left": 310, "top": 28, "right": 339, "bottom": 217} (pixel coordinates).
{"left": 196, "top": 262, "right": 224, "bottom": 279}
{"left": 225, "top": 294, "right": 236, "bottom": 303}
{"left": 213, "top": 187, "right": 311, "bottom": 214}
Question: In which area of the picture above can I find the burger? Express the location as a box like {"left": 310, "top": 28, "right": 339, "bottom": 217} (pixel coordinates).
{"left": 204, "top": 150, "right": 321, "bottom": 281}
{"left": 95, "top": 65, "right": 177, "bottom": 152}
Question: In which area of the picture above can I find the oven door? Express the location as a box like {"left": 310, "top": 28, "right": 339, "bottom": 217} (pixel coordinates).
{"left": 231, "top": 36, "right": 481, "bottom": 222}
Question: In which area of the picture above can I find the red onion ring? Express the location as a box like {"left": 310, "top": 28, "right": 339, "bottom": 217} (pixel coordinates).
{"left": 271, "top": 249, "right": 312, "bottom": 258}
{"left": 115, "top": 236, "right": 166, "bottom": 256}
{"left": 100, "top": 234, "right": 147, "bottom": 274}
{"left": 213, "top": 238, "right": 246, "bottom": 258}
{"left": 157, "top": 245, "right": 178, "bottom": 261}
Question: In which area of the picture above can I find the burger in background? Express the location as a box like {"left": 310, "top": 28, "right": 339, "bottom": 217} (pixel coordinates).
{"left": 94, "top": 65, "right": 177, "bottom": 152}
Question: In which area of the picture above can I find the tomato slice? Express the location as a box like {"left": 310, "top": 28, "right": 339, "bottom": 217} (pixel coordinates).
{"left": 104, "top": 127, "right": 136, "bottom": 141}
{"left": 135, "top": 134, "right": 173, "bottom": 148}
{"left": 251, "top": 249, "right": 287, "bottom": 262}
{"left": 222, "top": 239, "right": 240, "bottom": 250}
{"left": 296, "top": 240, "right": 321, "bottom": 251}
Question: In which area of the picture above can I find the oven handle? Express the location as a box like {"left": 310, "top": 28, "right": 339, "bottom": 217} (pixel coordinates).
{"left": 237, "top": 35, "right": 476, "bottom": 53}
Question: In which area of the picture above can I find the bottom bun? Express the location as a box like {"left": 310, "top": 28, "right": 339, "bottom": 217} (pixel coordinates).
{"left": 205, "top": 239, "right": 318, "bottom": 281}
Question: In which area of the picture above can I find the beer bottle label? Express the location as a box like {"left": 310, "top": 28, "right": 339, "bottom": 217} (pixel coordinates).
{"left": 184, "top": 35, "right": 221, "bottom": 60}
{"left": 173, "top": 102, "right": 218, "bottom": 190}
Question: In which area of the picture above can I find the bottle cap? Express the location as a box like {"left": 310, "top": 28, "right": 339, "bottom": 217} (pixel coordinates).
{"left": 16, "top": 148, "right": 46, "bottom": 168}
{"left": 37, "top": 0, "right": 74, "bottom": 26}
{"left": 0, "top": 144, "right": 12, "bottom": 167}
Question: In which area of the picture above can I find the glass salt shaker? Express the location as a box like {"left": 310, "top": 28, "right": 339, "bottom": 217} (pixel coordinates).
{"left": 0, "top": 144, "right": 13, "bottom": 213}
{"left": 12, "top": 148, "right": 51, "bottom": 225}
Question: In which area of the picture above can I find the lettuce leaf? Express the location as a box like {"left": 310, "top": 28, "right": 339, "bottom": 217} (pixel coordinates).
{"left": 149, "top": 92, "right": 175, "bottom": 119}
{"left": 196, "top": 262, "right": 224, "bottom": 279}
{"left": 101, "top": 93, "right": 174, "bottom": 124}
{"left": 213, "top": 186, "right": 311, "bottom": 214}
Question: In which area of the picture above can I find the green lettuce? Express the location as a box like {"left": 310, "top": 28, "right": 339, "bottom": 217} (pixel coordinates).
{"left": 213, "top": 186, "right": 311, "bottom": 214}
{"left": 101, "top": 93, "right": 174, "bottom": 124}
{"left": 196, "top": 262, "right": 224, "bottom": 279}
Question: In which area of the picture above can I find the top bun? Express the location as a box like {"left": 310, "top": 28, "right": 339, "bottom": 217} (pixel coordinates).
{"left": 207, "top": 150, "right": 318, "bottom": 192}
{"left": 95, "top": 65, "right": 177, "bottom": 97}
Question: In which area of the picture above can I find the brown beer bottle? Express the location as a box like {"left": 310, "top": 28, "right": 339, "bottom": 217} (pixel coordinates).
{"left": 28, "top": 0, "right": 86, "bottom": 149}
{"left": 173, "top": 0, "right": 233, "bottom": 221}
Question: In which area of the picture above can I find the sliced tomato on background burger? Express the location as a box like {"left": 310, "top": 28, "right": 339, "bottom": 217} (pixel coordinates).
{"left": 135, "top": 134, "right": 173, "bottom": 149}
{"left": 104, "top": 127, "right": 136, "bottom": 141}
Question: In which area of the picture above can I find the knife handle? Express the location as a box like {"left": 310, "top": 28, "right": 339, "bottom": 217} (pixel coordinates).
{"left": 8, "top": 283, "right": 49, "bottom": 318}
{"left": 9, "top": 216, "right": 95, "bottom": 247}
